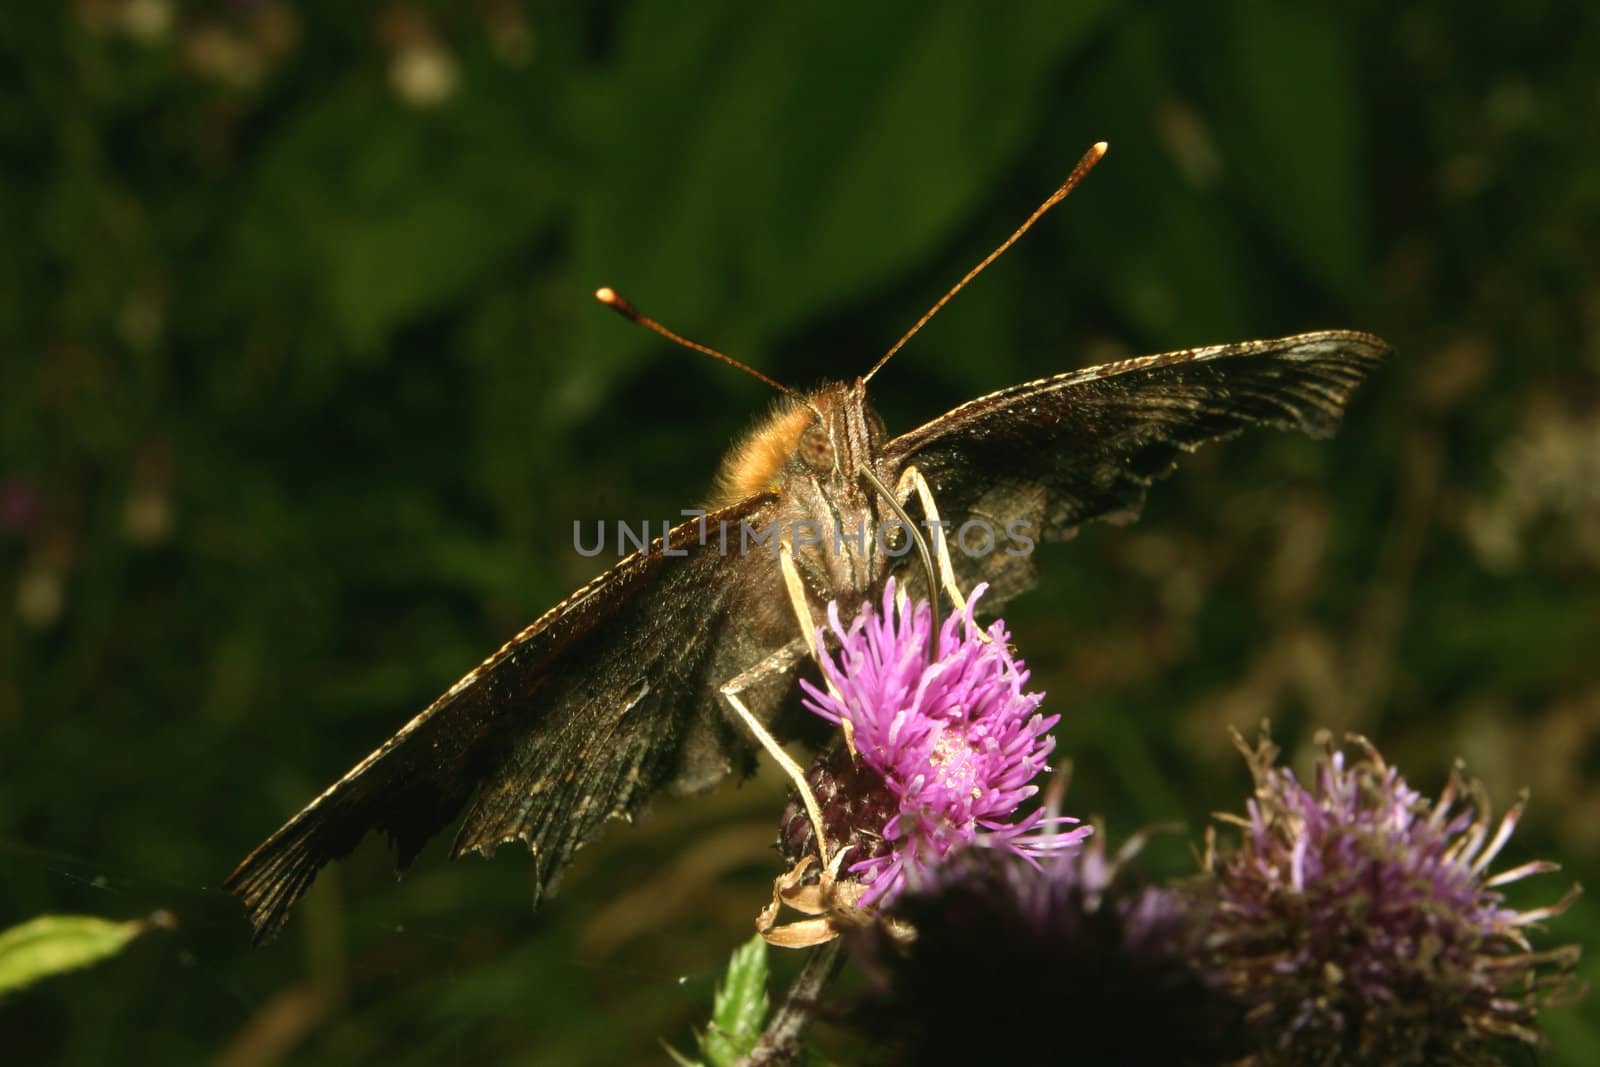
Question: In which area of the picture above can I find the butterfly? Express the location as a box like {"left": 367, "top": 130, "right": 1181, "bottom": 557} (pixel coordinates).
{"left": 226, "top": 145, "right": 1389, "bottom": 941}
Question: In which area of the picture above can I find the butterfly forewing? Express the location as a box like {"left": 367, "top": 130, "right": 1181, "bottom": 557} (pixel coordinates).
{"left": 225, "top": 496, "right": 792, "bottom": 942}
{"left": 881, "top": 330, "right": 1390, "bottom": 606}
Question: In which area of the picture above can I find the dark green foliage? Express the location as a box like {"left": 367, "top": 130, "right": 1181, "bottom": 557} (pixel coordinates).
{"left": 0, "top": 3, "right": 1593, "bottom": 1064}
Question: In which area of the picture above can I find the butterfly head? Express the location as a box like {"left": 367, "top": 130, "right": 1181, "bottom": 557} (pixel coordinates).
{"left": 709, "top": 380, "right": 887, "bottom": 511}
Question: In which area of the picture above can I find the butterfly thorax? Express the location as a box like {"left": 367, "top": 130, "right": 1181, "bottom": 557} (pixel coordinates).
{"left": 711, "top": 379, "right": 891, "bottom": 614}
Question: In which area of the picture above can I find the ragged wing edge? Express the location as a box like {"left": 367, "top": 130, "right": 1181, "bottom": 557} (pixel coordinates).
{"left": 223, "top": 499, "right": 768, "bottom": 943}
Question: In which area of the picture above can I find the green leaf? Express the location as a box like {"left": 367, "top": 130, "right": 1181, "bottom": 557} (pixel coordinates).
{"left": 1048, "top": 14, "right": 1263, "bottom": 343}
{"left": 1225, "top": 0, "right": 1368, "bottom": 295}
{"left": 700, "top": 935, "right": 771, "bottom": 1067}
{"left": 0, "top": 912, "right": 172, "bottom": 996}
{"left": 568, "top": 0, "right": 1111, "bottom": 413}
{"left": 234, "top": 81, "right": 565, "bottom": 356}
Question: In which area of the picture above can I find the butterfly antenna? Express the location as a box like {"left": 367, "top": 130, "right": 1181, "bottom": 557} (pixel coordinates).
{"left": 595, "top": 288, "right": 821, "bottom": 418}
{"left": 862, "top": 141, "right": 1109, "bottom": 383}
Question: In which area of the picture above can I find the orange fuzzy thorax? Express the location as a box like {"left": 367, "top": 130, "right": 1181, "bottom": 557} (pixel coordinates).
{"left": 708, "top": 399, "right": 815, "bottom": 509}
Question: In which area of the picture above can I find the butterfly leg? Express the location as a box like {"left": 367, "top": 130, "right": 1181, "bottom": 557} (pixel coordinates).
{"left": 719, "top": 639, "right": 830, "bottom": 872}
{"left": 779, "top": 539, "right": 854, "bottom": 753}
{"left": 895, "top": 464, "right": 982, "bottom": 626}
{"left": 724, "top": 633, "right": 862, "bottom": 949}
{"left": 719, "top": 655, "right": 841, "bottom": 947}
{"left": 721, "top": 537, "right": 854, "bottom": 883}
{"left": 777, "top": 538, "right": 822, "bottom": 665}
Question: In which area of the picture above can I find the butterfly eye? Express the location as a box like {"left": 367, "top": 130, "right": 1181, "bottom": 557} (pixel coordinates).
{"left": 798, "top": 424, "right": 834, "bottom": 472}
{"left": 866, "top": 409, "right": 888, "bottom": 444}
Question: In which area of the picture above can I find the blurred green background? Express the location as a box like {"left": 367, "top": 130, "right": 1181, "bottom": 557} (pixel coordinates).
{"left": 2, "top": 2, "right": 1595, "bottom": 1064}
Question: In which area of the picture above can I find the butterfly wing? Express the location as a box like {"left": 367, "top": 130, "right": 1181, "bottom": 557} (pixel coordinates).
{"left": 881, "top": 330, "right": 1390, "bottom": 605}
{"left": 226, "top": 497, "right": 794, "bottom": 942}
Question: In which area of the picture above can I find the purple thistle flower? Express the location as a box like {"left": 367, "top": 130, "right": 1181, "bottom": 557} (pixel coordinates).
{"left": 795, "top": 579, "right": 1088, "bottom": 907}
{"left": 846, "top": 832, "right": 1249, "bottom": 1066}
{"left": 1204, "top": 729, "right": 1583, "bottom": 1066}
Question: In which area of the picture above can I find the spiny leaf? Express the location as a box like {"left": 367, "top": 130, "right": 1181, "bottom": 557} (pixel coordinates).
{"left": 700, "top": 934, "right": 771, "bottom": 1067}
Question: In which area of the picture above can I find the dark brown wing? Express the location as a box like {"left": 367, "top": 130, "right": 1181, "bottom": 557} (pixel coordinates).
{"left": 226, "top": 497, "right": 794, "bottom": 942}
{"left": 881, "top": 330, "right": 1389, "bottom": 605}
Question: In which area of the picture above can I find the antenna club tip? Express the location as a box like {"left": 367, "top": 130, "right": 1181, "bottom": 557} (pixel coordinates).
{"left": 1092, "top": 140, "right": 1109, "bottom": 155}
{"left": 595, "top": 286, "right": 639, "bottom": 319}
